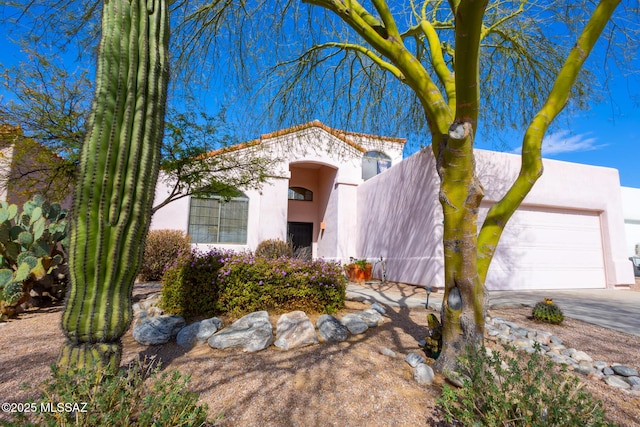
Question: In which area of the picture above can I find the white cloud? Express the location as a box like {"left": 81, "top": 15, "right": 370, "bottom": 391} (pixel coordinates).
{"left": 512, "top": 130, "right": 607, "bottom": 155}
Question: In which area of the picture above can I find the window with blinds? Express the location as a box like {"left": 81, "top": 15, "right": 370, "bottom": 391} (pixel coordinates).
{"left": 188, "top": 195, "right": 249, "bottom": 244}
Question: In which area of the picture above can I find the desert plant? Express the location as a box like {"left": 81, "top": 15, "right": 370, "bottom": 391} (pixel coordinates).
{"left": 59, "top": 0, "right": 170, "bottom": 372}
{"left": 161, "top": 250, "right": 346, "bottom": 319}
{"left": 138, "top": 229, "right": 191, "bottom": 282}
{"left": 160, "top": 248, "right": 226, "bottom": 318}
{"left": 254, "top": 238, "right": 293, "bottom": 259}
{"left": 7, "top": 360, "right": 211, "bottom": 426}
{"left": 0, "top": 196, "right": 68, "bottom": 320}
{"left": 216, "top": 254, "right": 346, "bottom": 318}
{"left": 437, "top": 343, "right": 614, "bottom": 427}
{"left": 353, "top": 259, "right": 370, "bottom": 269}
{"left": 532, "top": 298, "right": 564, "bottom": 324}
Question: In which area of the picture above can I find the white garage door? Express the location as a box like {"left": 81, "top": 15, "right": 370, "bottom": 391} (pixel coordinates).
{"left": 482, "top": 206, "right": 606, "bottom": 290}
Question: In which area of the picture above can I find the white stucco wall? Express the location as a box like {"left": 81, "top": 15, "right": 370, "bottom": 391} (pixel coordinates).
{"left": 620, "top": 186, "right": 640, "bottom": 257}
{"left": 356, "top": 148, "right": 634, "bottom": 290}
{"left": 357, "top": 149, "right": 444, "bottom": 287}
{"left": 149, "top": 123, "right": 406, "bottom": 260}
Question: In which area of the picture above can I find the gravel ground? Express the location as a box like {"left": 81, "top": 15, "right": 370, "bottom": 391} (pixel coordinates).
{"left": 0, "top": 281, "right": 638, "bottom": 426}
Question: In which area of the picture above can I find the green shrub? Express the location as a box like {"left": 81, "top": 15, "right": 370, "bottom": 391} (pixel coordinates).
{"left": 254, "top": 238, "right": 293, "bottom": 259}
{"left": 436, "top": 343, "right": 614, "bottom": 427}
{"left": 7, "top": 360, "right": 211, "bottom": 427}
{"left": 216, "top": 254, "right": 346, "bottom": 317}
{"left": 160, "top": 250, "right": 346, "bottom": 319}
{"left": 160, "top": 249, "right": 226, "bottom": 318}
{"left": 138, "top": 229, "right": 191, "bottom": 282}
{"left": 532, "top": 298, "right": 564, "bottom": 324}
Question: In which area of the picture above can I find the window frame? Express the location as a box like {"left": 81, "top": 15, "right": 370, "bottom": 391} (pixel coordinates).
{"left": 187, "top": 194, "right": 249, "bottom": 244}
{"left": 288, "top": 186, "right": 313, "bottom": 201}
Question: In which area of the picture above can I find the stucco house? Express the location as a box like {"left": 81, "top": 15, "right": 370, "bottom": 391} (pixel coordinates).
{"left": 150, "top": 121, "right": 636, "bottom": 291}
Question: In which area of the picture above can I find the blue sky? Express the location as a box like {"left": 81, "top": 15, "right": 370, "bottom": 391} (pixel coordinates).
{"left": 1, "top": 6, "right": 639, "bottom": 188}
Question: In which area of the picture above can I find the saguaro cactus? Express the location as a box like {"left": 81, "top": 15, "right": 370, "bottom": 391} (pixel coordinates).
{"left": 59, "top": 0, "right": 169, "bottom": 371}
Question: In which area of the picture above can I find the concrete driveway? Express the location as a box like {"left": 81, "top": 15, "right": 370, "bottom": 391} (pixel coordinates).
{"left": 347, "top": 284, "right": 640, "bottom": 337}
{"left": 488, "top": 289, "right": 640, "bottom": 337}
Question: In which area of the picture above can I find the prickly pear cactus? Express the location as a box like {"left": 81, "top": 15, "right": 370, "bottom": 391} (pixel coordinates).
{"left": 59, "top": 0, "right": 169, "bottom": 373}
{"left": 0, "top": 196, "right": 68, "bottom": 319}
{"left": 532, "top": 299, "right": 564, "bottom": 324}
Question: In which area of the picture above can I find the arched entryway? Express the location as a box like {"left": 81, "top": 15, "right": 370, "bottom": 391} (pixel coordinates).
{"left": 287, "top": 161, "right": 338, "bottom": 259}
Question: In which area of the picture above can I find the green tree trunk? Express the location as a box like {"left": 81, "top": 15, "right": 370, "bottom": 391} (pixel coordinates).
{"left": 58, "top": 0, "right": 170, "bottom": 372}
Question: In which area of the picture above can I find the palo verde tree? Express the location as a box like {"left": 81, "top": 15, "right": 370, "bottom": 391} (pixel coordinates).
{"left": 58, "top": 0, "right": 170, "bottom": 371}
{"left": 233, "top": 0, "right": 627, "bottom": 376}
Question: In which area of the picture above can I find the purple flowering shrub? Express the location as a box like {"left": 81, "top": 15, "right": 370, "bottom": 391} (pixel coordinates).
{"left": 160, "top": 249, "right": 346, "bottom": 319}
{"left": 160, "top": 249, "right": 226, "bottom": 318}
{"left": 217, "top": 254, "right": 346, "bottom": 318}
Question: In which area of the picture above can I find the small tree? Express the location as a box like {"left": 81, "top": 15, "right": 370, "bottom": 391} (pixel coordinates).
{"left": 256, "top": 0, "right": 626, "bottom": 376}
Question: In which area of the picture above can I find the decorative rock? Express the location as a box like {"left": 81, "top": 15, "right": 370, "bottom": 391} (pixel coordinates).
{"left": 576, "top": 362, "right": 596, "bottom": 376}
{"left": 316, "top": 314, "right": 348, "bottom": 342}
{"left": 133, "top": 315, "right": 186, "bottom": 345}
{"left": 405, "top": 352, "right": 426, "bottom": 368}
{"left": 593, "top": 361, "right": 608, "bottom": 371}
{"left": 414, "top": 363, "right": 435, "bottom": 385}
{"left": 513, "top": 338, "right": 534, "bottom": 349}
{"left": 340, "top": 313, "right": 369, "bottom": 335}
{"left": 534, "top": 331, "right": 552, "bottom": 346}
{"left": 370, "top": 302, "right": 386, "bottom": 315}
{"left": 380, "top": 348, "right": 396, "bottom": 358}
{"left": 132, "top": 293, "right": 161, "bottom": 314}
{"left": 549, "top": 335, "right": 563, "bottom": 345}
{"left": 603, "top": 367, "right": 615, "bottom": 376}
{"left": 511, "top": 327, "right": 528, "bottom": 337}
{"left": 176, "top": 317, "right": 223, "bottom": 349}
{"left": 625, "top": 376, "right": 640, "bottom": 387}
{"left": 572, "top": 350, "right": 593, "bottom": 363}
{"left": 612, "top": 365, "right": 638, "bottom": 377}
{"left": 208, "top": 311, "right": 273, "bottom": 352}
{"left": 355, "top": 309, "right": 384, "bottom": 327}
{"left": 605, "top": 375, "right": 631, "bottom": 389}
{"left": 274, "top": 311, "right": 318, "bottom": 350}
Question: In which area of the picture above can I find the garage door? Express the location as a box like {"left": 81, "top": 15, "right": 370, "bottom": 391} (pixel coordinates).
{"left": 481, "top": 206, "right": 606, "bottom": 290}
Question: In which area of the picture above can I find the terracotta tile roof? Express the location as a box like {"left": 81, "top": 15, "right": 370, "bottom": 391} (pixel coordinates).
{"left": 204, "top": 120, "right": 406, "bottom": 157}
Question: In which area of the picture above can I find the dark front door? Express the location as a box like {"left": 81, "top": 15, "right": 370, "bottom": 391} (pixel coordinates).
{"left": 287, "top": 222, "right": 313, "bottom": 259}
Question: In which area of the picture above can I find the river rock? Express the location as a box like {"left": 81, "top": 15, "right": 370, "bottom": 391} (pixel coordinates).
{"left": 605, "top": 375, "right": 631, "bottom": 389}
{"left": 176, "top": 317, "right": 223, "bottom": 349}
{"left": 274, "top": 311, "right": 318, "bottom": 350}
{"left": 612, "top": 365, "right": 638, "bottom": 377}
{"left": 133, "top": 315, "right": 186, "bottom": 345}
{"left": 340, "top": 313, "right": 369, "bottom": 334}
{"left": 405, "top": 352, "right": 426, "bottom": 368}
{"left": 370, "top": 303, "right": 386, "bottom": 314}
{"left": 208, "top": 311, "right": 273, "bottom": 352}
{"left": 414, "top": 363, "right": 435, "bottom": 385}
{"left": 355, "top": 309, "right": 384, "bottom": 327}
{"left": 317, "top": 314, "right": 348, "bottom": 342}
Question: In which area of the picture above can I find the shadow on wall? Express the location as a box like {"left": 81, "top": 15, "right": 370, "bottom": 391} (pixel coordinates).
{"left": 356, "top": 149, "right": 443, "bottom": 287}
{"left": 356, "top": 148, "right": 530, "bottom": 290}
